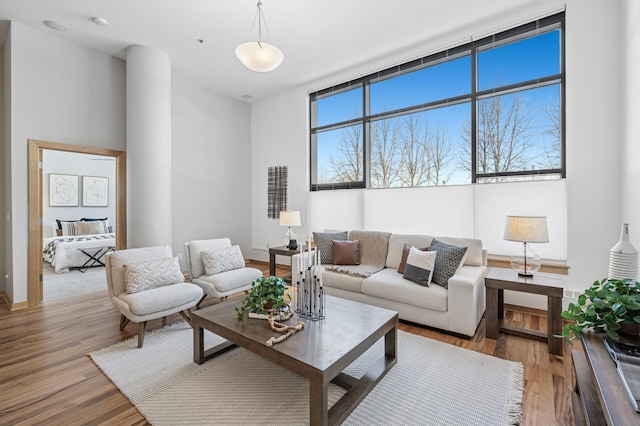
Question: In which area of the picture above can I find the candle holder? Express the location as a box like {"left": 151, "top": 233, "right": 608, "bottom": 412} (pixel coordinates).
{"left": 294, "top": 245, "right": 325, "bottom": 321}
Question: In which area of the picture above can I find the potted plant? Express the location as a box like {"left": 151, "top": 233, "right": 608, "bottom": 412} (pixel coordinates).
{"left": 235, "top": 276, "right": 291, "bottom": 319}
{"left": 559, "top": 278, "right": 640, "bottom": 343}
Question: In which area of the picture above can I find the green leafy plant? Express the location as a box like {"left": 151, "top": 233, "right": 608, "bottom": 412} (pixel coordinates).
{"left": 235, "top": 276, "right": 290, "bottom": 319}
{"left": 559, "top": 278, "right": 640, "bottom": 343}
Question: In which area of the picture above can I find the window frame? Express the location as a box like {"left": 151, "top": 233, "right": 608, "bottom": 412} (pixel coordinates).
{"left": 309, "top": 12, "right": 565, "bottom": 191}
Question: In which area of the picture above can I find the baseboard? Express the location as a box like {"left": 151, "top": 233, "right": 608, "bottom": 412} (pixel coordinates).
{"left": 0, "top": 292, "right": 28, "bottom": 311}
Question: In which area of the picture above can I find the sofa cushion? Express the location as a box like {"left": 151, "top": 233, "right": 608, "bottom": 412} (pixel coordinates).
{"left": 333, "top": 240, "right": 360, "bottom": 265}
{"left": 349, "top": 230, "right": 391, "bottom": 268}
{"left": 321, "top": 269, "right": 364, "bottom": 292}
{"left": 429, "top": 238, "right": 468, "bottom": 288}
{"left": 362, "top": 268, "right": 448, "bottom": 312}
{"left": 398, "top": 243, "right": 428, "bottom": 274}
{"left": 313, "top": 231, "right": 348, "bottom": 264}
{"left": 124, "top": 257, "right": 184, "bottom": 293}
{"left": 201, "top": 245, "right": 245, "bottom": 275}
{"left": 188, "top": 238, "right": 232, "bottom": 279}
{"left": 436, "top": 236, "right": 483, "bottom": 266}
{"left": 403, "top": 248, "right": 436, "bottom": 287}
{"left": 386, "top": 234, "right": 434, "bottom": 269}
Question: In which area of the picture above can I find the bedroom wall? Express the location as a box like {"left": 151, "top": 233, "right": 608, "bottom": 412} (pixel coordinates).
{"left": 249, "top": 0, "right": 623, "bottom": 308}
{"left": 0, "top": 40, "right": 5, "bottom": 295}
{"left": 6, "top": 22, "right": 126, "bottom": 304}
{"left": 41, "top": 150, "right": 117, "bottom": 237}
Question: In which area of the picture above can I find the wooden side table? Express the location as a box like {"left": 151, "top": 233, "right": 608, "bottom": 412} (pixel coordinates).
{"left": 485, "top": 267, "right": 565, "bottom": 355}
{"left": 268, "top": 245, "right": 309, "bottom": 281}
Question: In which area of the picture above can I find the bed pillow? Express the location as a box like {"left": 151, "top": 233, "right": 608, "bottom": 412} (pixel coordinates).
{"left": 428, "top": 238, "right": 468, "bottom": 289}
{"left": 333, "top": 240, "right": 360, "bottom": 265}
{"left": 403, "top": 247, "right": 437, "bottom": 287}
{"left": 60, "top": 221, "right": 82, "bottom": 236}
{"left": 81, "top": 217, "right": 109, "bottom": 233}
{"left": 201, "top": 246, "right": 245, "bottom": 275}
{"left": 124, "top": 257, "right": 184, "bottom": 293}
{"left": 313, "top": 231, "right": 348, "bottom": 265}
{"left": 76, "top": 221, "right": 104, "bottom": 235}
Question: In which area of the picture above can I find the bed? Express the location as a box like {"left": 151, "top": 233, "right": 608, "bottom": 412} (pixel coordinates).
{"left": 43, "top": 218, "right": 116, "bottom": 273}
{"left": 43, "top": 233, "right": 116, "bottom": 273}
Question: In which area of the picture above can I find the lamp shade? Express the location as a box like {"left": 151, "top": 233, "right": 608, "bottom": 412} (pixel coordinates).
{"left": 235, "top": 41, "right": 284, "bottom": 72}
{"left": 279, "top": 210, "right": 301, "bottom": 227}
{"left": 504, "top": 216, "right": 549, "bottom": 243}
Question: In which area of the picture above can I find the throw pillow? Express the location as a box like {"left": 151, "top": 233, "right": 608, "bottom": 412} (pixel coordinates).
{"left": 124, "top": 257, "right": 184, "bottom": 293}
{"left": 333, "top": 239, "right": 360, "bottom": 265}
{"left": 60, "top": 221, "right": 82, "bottom": 236}
{"left": 76, "top": 221, "right": 104, "bottom": 235}
{"left": 201, "top": 245, "right": 245, "bottom": 275}
{"left": 428, "top": 238, "right": 468, "bottom": 289}
{"left": 403, "top": 248, "right": 437, "bottom": 287}
{"left": 397, "top": 243, "right": 428, "bottom": 274}
{"left": 313, "top": 231, "right": 348, "bottom": 265}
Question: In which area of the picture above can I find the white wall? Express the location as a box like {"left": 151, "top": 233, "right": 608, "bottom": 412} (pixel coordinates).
{"left": 171, "top": 74, "right": 253, "bottom": 265}
{"left": 621, "top": 0, "right": 640, "bottom": 238}
{"left": 250, "top": 0, "right": 624, "bottom": 306}
{"left": 0, "top": 41, "right": 5, "bottom": 294}
{"left": 7, "top": 22, "right": 126, "bottom": 303}
{"left": 42, "top": 150, "right": 117, "bottom": 237}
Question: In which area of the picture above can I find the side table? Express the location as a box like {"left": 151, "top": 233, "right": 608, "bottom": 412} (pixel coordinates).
{"left": 485, "top": 267, "right": 565, "bottom": 355}
{"left": 268, "top": 245, "right": 308, "bottom": 281}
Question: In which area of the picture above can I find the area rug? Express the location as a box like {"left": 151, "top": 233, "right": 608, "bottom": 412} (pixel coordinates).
{"left": 88, "top": 322, "right": 524, "bottom": 425}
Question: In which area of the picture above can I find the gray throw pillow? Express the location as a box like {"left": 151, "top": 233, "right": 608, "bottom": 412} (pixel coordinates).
{"left": 403, "top": 248, "right": 436, "bottom": 287}
{"left": 313, "top": 231, "right": 348, "bottom": 265}
{"left": 428, "top": 238, "right": 468, "bottom": 289}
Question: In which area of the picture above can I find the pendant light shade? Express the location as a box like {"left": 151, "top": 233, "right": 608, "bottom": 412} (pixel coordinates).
{"left": 235, "top": 1, "right": 283, "bottom": 72}
{"left": 235, "top": 41, "right": 283, "bottom": 72}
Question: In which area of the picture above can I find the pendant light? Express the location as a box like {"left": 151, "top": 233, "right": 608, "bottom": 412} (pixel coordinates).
{"left": 235, "top": 0, "right": 284, "bottom": 72}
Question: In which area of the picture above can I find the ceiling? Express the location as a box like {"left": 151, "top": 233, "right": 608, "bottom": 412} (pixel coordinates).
{"left": 0, "top": 0, "right": 543, "bottom": 102}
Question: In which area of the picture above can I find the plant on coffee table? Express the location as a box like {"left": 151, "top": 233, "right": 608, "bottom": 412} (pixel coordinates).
{"left": 235, "top": 276, "right": 290, "bottom": 319}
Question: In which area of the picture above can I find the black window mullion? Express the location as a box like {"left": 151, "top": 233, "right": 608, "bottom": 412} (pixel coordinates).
{"left": 471, "top": 45, "right": 478, "bottom": 184}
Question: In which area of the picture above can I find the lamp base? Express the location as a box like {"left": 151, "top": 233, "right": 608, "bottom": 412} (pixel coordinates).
{"left": 288, "top": 239, "right": 298, "bottom": 250}
{"left": 510, "top": 244, "right": 541, "bottom": 277}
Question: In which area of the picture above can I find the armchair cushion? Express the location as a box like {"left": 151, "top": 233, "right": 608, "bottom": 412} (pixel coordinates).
{"left": 117, "top": 283, "right": 203, "bottom": 317}
{"left": 124, "top": 256, "right": 184, "bottom": 293}
{"left": 193, "top": 266, "right": 262, "bottom": 294}
{"left": 201, "top": 245, "right": 245, "bottom": 275}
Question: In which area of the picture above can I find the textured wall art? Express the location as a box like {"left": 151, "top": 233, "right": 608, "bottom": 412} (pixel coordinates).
{"left": 82, "top": 175, "right": 109, "bottom": 207}
{"left": 267, "top": 166, "right": 288, "bottom": 219}
{"left": 49, "top": 173, "right": 79, "bottom": 207}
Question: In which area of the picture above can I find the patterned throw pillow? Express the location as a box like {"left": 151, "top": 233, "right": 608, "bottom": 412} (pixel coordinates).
{"left": 428, "top": 238, "right": 468, "bottom": 289}
{"left": 201, "top": 245, "right": 245, "bottom": 275}
{"left": 403, "top": 247, "right": 437, "bottom": 287}
{"left": 60, "top": 221, "right": 82, "bottom": 236}
{"left": 124, "top": 257, "right": 184, "bottom": 293}
{"left": 313, "top": 231, "right": 348, "bottom": 265}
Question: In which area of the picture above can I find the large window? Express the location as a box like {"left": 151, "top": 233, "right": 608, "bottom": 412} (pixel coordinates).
{"left": 310, "top": 13, "right": 564, "bottom": 190}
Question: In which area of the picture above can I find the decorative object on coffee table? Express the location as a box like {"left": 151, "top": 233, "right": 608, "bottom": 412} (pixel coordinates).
{"left": 294, "top": 242, "right": 325, "bottom": 321}
{"left": 235, "top": 276, "right": 291, "bottom": 320}
{"left": 504, "top": 215, "right": 549, "bottom": 276}
{"left": 279, "top": 210, "right": 301, "bottom": 250}
{"left": 559, "top": 278, "right": 640, "bottom": 343}
{"left": 609, "top": 223, "right": 638, "bottom": 280}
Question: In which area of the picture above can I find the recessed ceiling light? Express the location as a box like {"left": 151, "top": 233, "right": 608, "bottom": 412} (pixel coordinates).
{"left": 43, "top": 20, "right": 66, "bottom": 31}
{"left": 92, "top": 17, "right": 108, "bottom": 26}
{"left": 242, "top": 95, "right": 253, "bottom": 99}
{"left": 197, "top": 39, "right": 204, "bottom": 44}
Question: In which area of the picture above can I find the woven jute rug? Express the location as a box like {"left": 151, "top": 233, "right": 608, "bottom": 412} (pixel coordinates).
{"left": 88, "top": 322, "right": 524, "bottom": 425}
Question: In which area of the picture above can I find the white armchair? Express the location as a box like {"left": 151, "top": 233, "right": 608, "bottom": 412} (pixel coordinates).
{"left": 105, "top": 245, "right": 203, "bottom": 348}
{"left": 184, "top": 238, "right": 262, "bottom": 307}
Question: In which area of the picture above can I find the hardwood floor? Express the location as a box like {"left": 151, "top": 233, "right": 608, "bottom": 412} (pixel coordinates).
{"left": 0, "top": 261, "right": 578, "bottom": 425}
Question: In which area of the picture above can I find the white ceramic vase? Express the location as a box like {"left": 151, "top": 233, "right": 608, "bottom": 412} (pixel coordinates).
{"left": 608, "top": 223, "right": 638, "bottom": 280}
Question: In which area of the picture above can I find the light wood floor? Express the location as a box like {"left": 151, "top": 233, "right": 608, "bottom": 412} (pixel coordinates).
{"left": 0, "top": 261, "right": 578, "bottom": 425}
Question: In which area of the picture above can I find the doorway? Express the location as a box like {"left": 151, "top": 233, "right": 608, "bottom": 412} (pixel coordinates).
{"left": 27, "top": 139, "right": 126, "bottom": 307}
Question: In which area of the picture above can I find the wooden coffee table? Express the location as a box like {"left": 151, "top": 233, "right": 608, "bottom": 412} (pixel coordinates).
{"left": 192, "top": 295, "right": 398, "bottom": 426}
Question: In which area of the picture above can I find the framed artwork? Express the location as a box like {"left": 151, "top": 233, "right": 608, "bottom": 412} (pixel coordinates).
{"left": 49, "top": 173, "right": 79, "bottom": 207}
{"left": 82, "top": 176, "right": 109, "bottom": 207}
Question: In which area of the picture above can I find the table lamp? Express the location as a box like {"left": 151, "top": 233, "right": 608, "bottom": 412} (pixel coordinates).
{"left": 279, "top": 210, "right": 301, "bottom": 250}
{"left": 504, "top": 215, "right": 549, "bottom": 276}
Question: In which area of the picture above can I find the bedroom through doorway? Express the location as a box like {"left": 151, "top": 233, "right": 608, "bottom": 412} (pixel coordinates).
{"left": 27, "top": 140, "right": 126, "bottom": 307}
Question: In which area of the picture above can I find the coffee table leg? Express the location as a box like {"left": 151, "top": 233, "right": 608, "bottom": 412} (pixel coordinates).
{"left": 385, "top": 325, "right": 397, "bottom": 360}
{"left": 193, "top": 321, "right": 204, "bottom": 364}
{"left": 309, "top": 378, "right": 328, "bottom": 426}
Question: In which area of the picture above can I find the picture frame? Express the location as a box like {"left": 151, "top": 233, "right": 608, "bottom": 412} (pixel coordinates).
{"left": 49, "top": 173, "right": 79, "bottom": 207}
{"left": 82, "top": 175, "right": 109, "bottom": 207}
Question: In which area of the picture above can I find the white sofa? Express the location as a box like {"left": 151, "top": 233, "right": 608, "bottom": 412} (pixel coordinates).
{"left": 292, "top": 231, "right": 487, "bottom": 337}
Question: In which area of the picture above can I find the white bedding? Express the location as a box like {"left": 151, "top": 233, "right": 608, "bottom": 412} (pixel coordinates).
{"left": 43, "top": 233, "right": 116, "bottom": 273}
